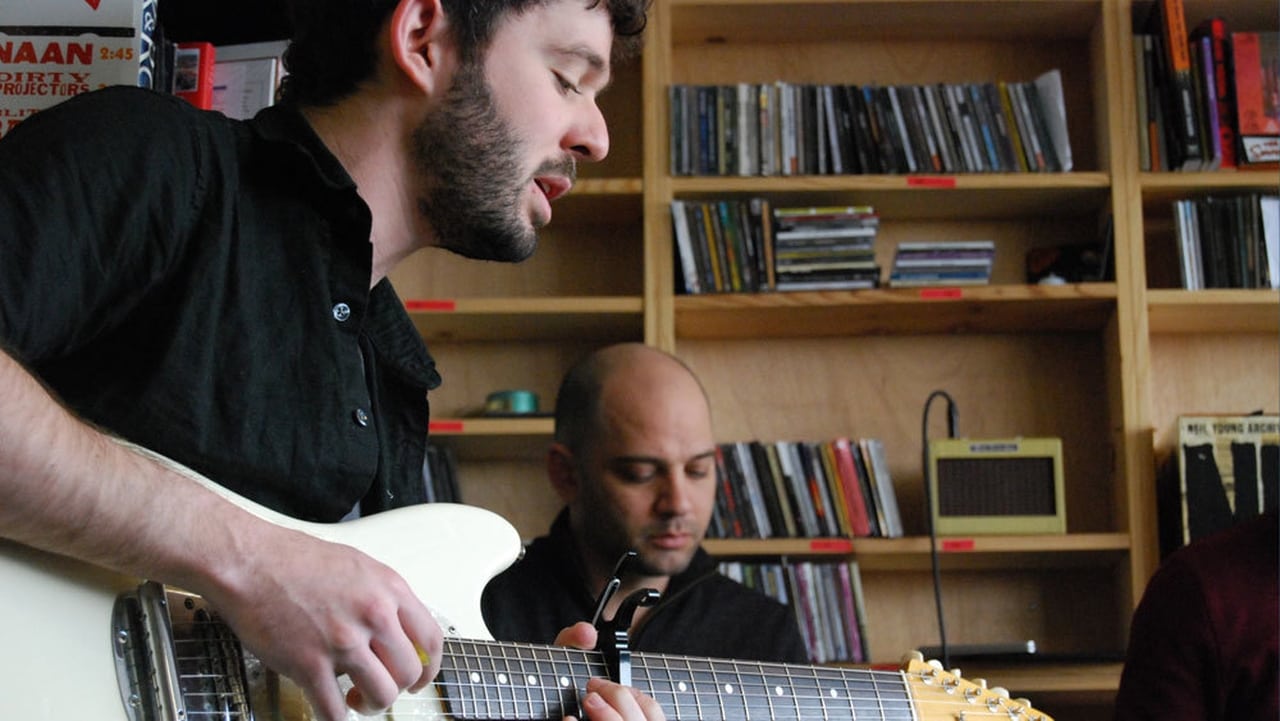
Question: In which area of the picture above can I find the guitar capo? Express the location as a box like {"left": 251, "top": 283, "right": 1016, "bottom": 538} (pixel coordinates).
{"left": 590, "top": 551, "right": 660, "bottom": 687}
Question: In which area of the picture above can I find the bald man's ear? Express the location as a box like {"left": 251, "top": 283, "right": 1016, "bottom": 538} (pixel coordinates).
{"left": 547, "top": 443, "right": 580, "bottom": 503}
{"left": 387, "top": 0, "right": 453, "bottom": 95}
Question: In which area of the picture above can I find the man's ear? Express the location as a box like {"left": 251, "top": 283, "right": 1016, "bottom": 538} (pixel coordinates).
{"left": 547, "top": 443, "right": 580, "bottom": 503}
{"left": 387, "top": 0, "right": 452, "bottom": 94}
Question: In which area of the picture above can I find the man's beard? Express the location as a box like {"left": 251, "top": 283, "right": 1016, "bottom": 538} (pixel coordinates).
{"left": 412, "top": 61, "right": 551, "bottom": 263}
{"left": 581, "top": 503, "right": 697, "bottom": 579}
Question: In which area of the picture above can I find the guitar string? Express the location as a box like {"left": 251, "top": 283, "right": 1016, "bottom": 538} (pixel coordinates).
{"left": 162, "top": 660, "right": 1008, "bottom": 717}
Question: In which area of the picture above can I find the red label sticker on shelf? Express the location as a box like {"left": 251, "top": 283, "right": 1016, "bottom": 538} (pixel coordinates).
{"left": 405, "top": 299, "right": 457, "bottom": 312}
{"left": 919, "top": 288, "right": 964, "bottom": 300}
{"left": 429, "top": 420, "right": 465, "bottom": 433}
{"left": 941, "top": 539, "right": 976, "bottom": 552}
{"left": 809, "top": 539, "right": 855, "bottom": 553}
{"left": 907, "top": 176, "right": 957, "bottom": 188}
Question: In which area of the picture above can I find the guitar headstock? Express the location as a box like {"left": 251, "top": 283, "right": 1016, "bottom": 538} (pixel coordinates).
{"left": 901, "top": 651, "right": 1054, "bottom": 721}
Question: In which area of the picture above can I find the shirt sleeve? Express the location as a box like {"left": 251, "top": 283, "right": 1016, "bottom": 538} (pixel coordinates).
{"left": 0, "top": 87, "right": 206, "bottom": 362}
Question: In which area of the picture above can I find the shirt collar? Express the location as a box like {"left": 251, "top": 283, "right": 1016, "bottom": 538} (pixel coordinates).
{"left": 247, "top": 102, "right": 357, "bottom": 194}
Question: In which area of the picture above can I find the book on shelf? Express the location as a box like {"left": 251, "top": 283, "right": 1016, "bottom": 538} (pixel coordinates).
{"left": 1134, "top": 35, "right": 1154, "bottom": 171}
{"left": 1191, "top": 17, "right": 1237, "bottom": 169}
{"left": 675, "top": 199, "right": 885, "bottom": 293}
{"left": 1149, "top": 0, "right": 1206, "bottom": 170}
{"left": 712, "top": 446, "right": 751, "bottom": 539}
{"left": 0, "top": 0, "right": 162, "bottom": 139}
{"left": 668, "top": 77, "right": 1073, "bottom": 177}
{"left": 817, "top": 443, "right": 854, "bottom": 537}
{"left": 860, "top": 438, "right": 904, "bottom": 538}
{"left": 1033, "top": 70, "right": 1073, "bottom": 171}
{"left": 172, "top": 41, "right": 215, "bottom": 109}
{"left": 889, "top": 240, "right": 994, "bottom": 288}
{"left": 722, "top": 560, "right": 869, "bottom": 664}
{"left": 831, "top": 438, "right": 873, "bottom": 537}
{"left": 800, "top": 441, "right": 842, "bottom": 537}
{"left": 776, "top": 441, "right": 823, "bottom": 537}
{"left": 708, "top": 438, "right": 901, "bottom": 540}
{"left": 747, "top": 441, "right": 794, "bottom": 537}
{"left": 1231, "top": 31, "right": 1280, "bottom": 166}
{"left": 1172, "top": 193, "right": 1278, "bottom": 289}
{"left": 1135, "top": 33, "right": 1172, "bottom": 171}
{"left": 1189, "top": 34, "right": 1222, "bottom": 171}
{"left": 1263, "top": 196, "right": 1280, "bottom": 288}
{"left": 671, "top": 198, "right": 776, "bottom": 295}
{"left": 846, "top": 560, "right": 871, "bottom": 662}
{"left": 1159, "top": 414, "right": 1279, "bottom": 557}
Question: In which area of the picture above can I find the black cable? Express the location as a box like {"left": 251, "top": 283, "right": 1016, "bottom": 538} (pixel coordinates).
{"left": 921, "top": 390, "right": 957, "bottom": 669}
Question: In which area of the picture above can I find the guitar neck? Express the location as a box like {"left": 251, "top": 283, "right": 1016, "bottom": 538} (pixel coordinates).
{"left": 438, "top": 639, "right": 912, "bottom": 721}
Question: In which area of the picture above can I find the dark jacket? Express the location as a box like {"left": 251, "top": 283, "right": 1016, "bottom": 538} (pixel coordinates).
{"left": 481, "top": 509, "right": 809, "bottom": 664}
{"left": 1113, "top": 509, "right": 1279, "bottom": 721}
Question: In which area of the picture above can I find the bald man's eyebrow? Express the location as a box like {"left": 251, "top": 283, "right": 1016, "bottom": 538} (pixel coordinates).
{"left": 611, "top": 449, "right": 717, "bottom": 465}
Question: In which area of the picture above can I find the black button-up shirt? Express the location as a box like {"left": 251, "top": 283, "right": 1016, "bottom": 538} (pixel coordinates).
{"left": 0, "top": 87, "right": 440, "bottom": 521}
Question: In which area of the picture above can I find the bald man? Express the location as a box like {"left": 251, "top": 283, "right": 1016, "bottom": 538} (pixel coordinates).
{"left": 481, "top": 343, "right": 808, "bottom": 663}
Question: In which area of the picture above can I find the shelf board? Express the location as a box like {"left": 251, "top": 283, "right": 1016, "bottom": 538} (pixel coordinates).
{"left": 428, "top": 417, "right": 555, "bottom": 460}
{"left": 1140, "top": 169, "right": 1280, "bottom": 205}
{"left": 941, "top": 661, "right": 1123, "bottom": 700}
{"left": 1147, "top": 289, "right": 1279, "bottom": 334}
{"left": 406, "top": 296, "right": 644, "bottom": 342}
{"left": 705, "top": 532, "right": 1130, "bottom": 570}
{"left": 669, "top": 0, "right": 1103, "bottom": 43}
{"left": 569, "top": 177, "right": 644, "bottom": 195}
{"left": 671, "top": 173, "right": 1111, "bottom": 219}
{"left": 675, "top": 283, "right": 1118, "bottom": 338}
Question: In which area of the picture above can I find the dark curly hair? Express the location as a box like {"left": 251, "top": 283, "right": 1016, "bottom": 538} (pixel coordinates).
{"left": 279, "top": 0, "right": 649, "bottom": 107}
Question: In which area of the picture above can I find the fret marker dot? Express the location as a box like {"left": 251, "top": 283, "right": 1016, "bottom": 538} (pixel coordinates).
{"left": 470, "top": 672, "right": 481, "bottom": 683}
{"left": 829, "top": 688, "right": 839, "bottom": 698}
{"left": 775, "top": 686, "right": 784, "bottom": 696}
{"left": 677, "top": 682, "right": 688, "bottom": 692}
{"left": 560, "top": 677, "right": 571, "bottom": 688}
{"left": 724, "top": 684, "right": 735, "bottom": 694}
{"left": 527, "top": 675, "right": 538, "bottom": 685}
{"left": 498, "top": 673, "right": 509, "bottom": 684}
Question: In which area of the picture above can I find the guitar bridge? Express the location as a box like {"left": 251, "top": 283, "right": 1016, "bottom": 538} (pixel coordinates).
{"left": 111, "top": 581, "right": 257, "bottom": 721}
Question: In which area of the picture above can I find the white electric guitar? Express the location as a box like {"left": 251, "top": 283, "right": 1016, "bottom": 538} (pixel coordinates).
{"left": 0, "top": 447, "right": 1052, "bottom": 721}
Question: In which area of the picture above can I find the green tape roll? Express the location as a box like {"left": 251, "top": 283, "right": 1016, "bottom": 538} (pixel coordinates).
{"left": 484, "top": 389, "right": 539, "bottom": 415}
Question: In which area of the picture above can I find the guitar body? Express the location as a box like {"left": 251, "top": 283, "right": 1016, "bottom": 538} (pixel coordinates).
{"left": 0, "top": 492, "right": 522, "bottom": 720}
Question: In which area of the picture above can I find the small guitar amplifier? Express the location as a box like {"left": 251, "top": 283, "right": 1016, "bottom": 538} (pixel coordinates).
{"left": 928, "top": 437, "right": 1066, "bottom": 534}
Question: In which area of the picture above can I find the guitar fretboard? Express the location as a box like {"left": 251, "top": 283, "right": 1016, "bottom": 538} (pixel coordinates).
{"left": 437, "top": 639, "right": 913, "bottom": 721}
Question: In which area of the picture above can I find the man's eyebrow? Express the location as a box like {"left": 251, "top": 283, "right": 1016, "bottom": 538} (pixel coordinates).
{"left": 607, "top": 449, "right": 717, "bottom": 466}
{"left": 552, "top": 44, "right": 612, "bottom": 89}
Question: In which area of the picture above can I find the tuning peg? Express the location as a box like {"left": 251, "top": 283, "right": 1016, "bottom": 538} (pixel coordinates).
{"left": 990, "top": 686, "right": 1010, "bottom": 698}
{"left": 1014, "top": 698, "right": 1032, "bottom": 707}
{"left": 972, "top": 678, "right": 988, "bottom": 688}
{"left": 949, "top": 667, "right": 962, "bottom": 678}
{"left": 927, "top": 659, "right": 944, "bottom": 670}
{"left": 905, "top": 650, "right": 925, "bottom": 663}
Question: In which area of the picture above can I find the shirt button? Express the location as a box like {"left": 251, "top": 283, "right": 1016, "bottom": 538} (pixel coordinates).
{"left": 332, "top": 303, "right": 352, "bottom": 322}
{"left": 353, "top": 408, "right": 369, "bottom": 427}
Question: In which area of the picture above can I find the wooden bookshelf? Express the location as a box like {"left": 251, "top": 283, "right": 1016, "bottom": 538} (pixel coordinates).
{"left": 384, "top": 0, "right": 1278, "bottom": 718}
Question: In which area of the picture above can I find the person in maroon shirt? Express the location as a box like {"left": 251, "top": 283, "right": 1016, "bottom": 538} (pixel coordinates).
{"left": 1113, "top": 508, "right": 1279, "bottom": 720}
